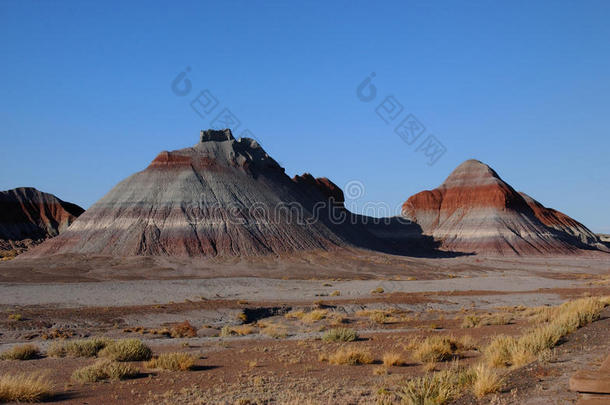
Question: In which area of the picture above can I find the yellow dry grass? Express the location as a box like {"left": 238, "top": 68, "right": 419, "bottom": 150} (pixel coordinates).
{"left": 146, "top": 352, "right": 196, "bottom": 371}
{"left": 485, "top": 296, "right": 608, "bottom": 368}
{"left": 323, "top": 347, "right": 374, "bottom": 365}
{"left": 0, "top": 372, "right": 53, "bottom": 402}
{"left": 72, "top": 359, "right": 139, "bottom": 383}
{"left": 382, "top": 351, "right": 405, "bottom": 367}
{"left": 0, "top": 344, "right": 40, "bottom": 360}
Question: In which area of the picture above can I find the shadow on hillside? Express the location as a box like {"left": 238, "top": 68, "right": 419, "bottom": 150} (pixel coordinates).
{"left": 346, "top": 214, "right": 474, "bottom": 259}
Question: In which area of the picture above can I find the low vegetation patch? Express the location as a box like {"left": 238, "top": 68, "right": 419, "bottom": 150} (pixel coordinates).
{"left": 462, "top": 313, "right": 512, "bottom": 328}
{"left": 170, "top": 321, "right": 197, "bottom": 338}
{"left": 323, "top": 347, "right": 374, "bottom": 365}
{"left": 259, "top": 324, "right": 287, "bottom": 339}
{"left": 0, "top": 372, "right": 53, "bottom": 402}
{"left": 413, "top": 336, "right": 461, "bottom": 363}
{"left": 7, "top": 313, "right": 22, "bottom": 321}
{"left": 485, "top": 296, "right": 607, "bottom": 368}
{"left": 322, "top": 328, "right": 358, "bottom": 342}
{"left": 146, "top": 352, "right": 196, "bottom": 371}
{"left": 356, "top": 309, "right": 395, "bottom": 324}
{"left": 461, "top": 314, "right": 481, "bottom": 328}
{"left": 370, "top": 287, "right": 385, "bottom": 294}
{"left": 72, "top": 359, "right": 139, "bottom": 383}
{"left": 382, "top": 351, "right": 405, "bottom": 367}
{"left": 302, "top": 309, "right": 328, "bottom": 323}
{"left": 471, "top": 364, "right": 503, "bottom": 398}
{"left": 0, "top": 344, "right": 40, "bottom": 360}
{"left": 220, "top": 325, "right": 256, "bottom": 337}
{"left": 47, "top": 338, "right": 110, "bottom": 358}
{"left": 399, "top": 362, "right": 473, "bottom": 405}
{"left": 98, "top": 339, "right": 152, "bottom": 362}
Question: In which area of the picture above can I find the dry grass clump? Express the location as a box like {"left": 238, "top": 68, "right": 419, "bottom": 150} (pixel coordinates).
{"left": 170, "top": 321, "right": 197, "bottom": 338}
{"left": 0, "top": 344, "right": 40, "bottom": 360}
{"left": 485, "top": 296, "right": 607, "bottom": 368}
{"left": 399, "top": 362, "right": 474, "bottom": 405}
{"left": 259, "top": 324, "right": 287, "bottom": 339}
{"left": 7, "top": 313, "right": 22, "bottom": 321}
{"left": 462, "top": 313, "right": 512, "bottom": 328}
{"left": 146, "top": 352, "right": 196, "bottom": 371}
{"left": 471, "top": 364, "right": 502, "bottom": 398}
{"left": 322, "top": 347, "right": 374, "bottom": 365}
{"left": 71, "top": 359, "right": 139, "bottom": 383}
{"left": 413, "top": 336, "right": 461, "bottom": 363}
{"left": 461, "top": 314, "right": 481, "bottom": 328}
{"left": 0, "top": 372, "right": 53, "bottom": 402}
{"left": 482, "top": 313, "right": 512, "bottom": 326}
{"left": 356, "top": 309, "right": 394, "bottom": 324}
{"left": 284, "top": 310, "right": 306, "bottom": 320}
{"left": 47, "top": 338, "right": 110, "bottom": 358}
{"left": 382, "top": 351, "right": 406, "bottom": 367}
{"left": 302, "top": 309, "right": 328, "bottom": 323}
{"left": 322, "top": 328, "right": 358, "bottom": 342}
{"left": 370, "top": 287, "right": 385, "bottom": 294}
{"left": 330, "top": 290, "right": 340, "bottom": 297}
{"left": 98, "top": 339, "right": 152, "bottom": 362}
{"left": 220, "top": 325, "right": 256, "bottom": 337}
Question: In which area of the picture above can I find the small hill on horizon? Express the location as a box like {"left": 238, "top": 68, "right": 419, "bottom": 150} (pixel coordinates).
{"left": 0, "top": 187, "right": 84, "bottom": 257}
{"left": 402, "top": 159, "right": 608, "bottom": 255}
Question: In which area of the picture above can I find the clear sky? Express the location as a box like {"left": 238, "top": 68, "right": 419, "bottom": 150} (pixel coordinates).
{"left": 1, "top": 1, "right": 609, "bottom": 232}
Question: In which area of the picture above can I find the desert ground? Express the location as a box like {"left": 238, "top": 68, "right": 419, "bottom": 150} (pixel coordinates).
{"left": 0, "top": 251, "right": 609, "bottom": 404}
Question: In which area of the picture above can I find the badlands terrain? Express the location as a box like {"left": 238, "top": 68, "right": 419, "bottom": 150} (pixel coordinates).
{"left": 0, "top": 129, "right": 608, "bottom": 404}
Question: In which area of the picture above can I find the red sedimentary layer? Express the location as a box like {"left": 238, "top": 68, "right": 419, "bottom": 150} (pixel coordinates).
{"left": 0, "top": 188, "right": 84, "bottom": 254}
{"left": 24, "top": 130, "right": 374, "bottom": 258}
{"left": 402, "top": 159, "right": 607, "bottom": 256}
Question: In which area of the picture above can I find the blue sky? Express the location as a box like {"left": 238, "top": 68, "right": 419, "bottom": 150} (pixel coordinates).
{"left": 1, "top": 1, "right": 609, "bottom": 232}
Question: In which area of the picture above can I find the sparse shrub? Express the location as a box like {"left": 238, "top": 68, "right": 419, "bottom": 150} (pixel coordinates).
{"left": 482, "top": 313, "right": 513, "bottom": 326}
{"left": 322, "top": 328, "right": 358, "bottom": 342}
{"left": 284, "top": 310, "right": 306, "bottom": 320}
{"left": 399, "top": 363, "right": 474, "bottom": 405}
{"left": 330, "top": 290, "right": 340, "bottom": 297}
{"left": 7, "top": 314, "right": 22, "bottom": 321}
{"left": 47, "top": 338, "right": 110, "bottom": 358}
{"left": 461, "top": 315, "right": 481, "bottom": 328}
{"left": 302, "top": 309, "right": 328, "bottom": 323}
{"left": 484, "top": 335, "right": 516, "bottom": 367}
{"left": 484, "top": 297, "right": 607, "bottom": 368}
{"left": 471, "top": 364, "right": 502, "bottom": 398}
{"left": 0, "top": 372, "right": 52, "bottom": 402}
{"left": 370, "top": 287, "right": 384, "bottom": 294}
{"left": 327, "top": 347, "right": 373, "bottom": 365}
{"left": 356, "top": 309, "right": 393, "bottom": 324}
{"left": 413, "top": 336, "right": 459, "bottom": 363}
{"left": 457, "top": 335, "right": 478, "bottom": 351}
{"left": 220, "top": 325, "right": 256, "bottom": 337}
{"left": 382, "top": 352, "right": 405, "bottom": 367}
{"left": 98, "top": 339, "right": 152, "bottom": 362}
{"left": 0, "top": 344, "right": 40, "bottom": 360}
{"left": 146, "top": 352, "right": 195, "bottom": 371}
{"left": 72, "top": 359, "right": 139, "bottom": 383}
{"left": 260, "top": 324, "right": 287, "bottom": 339}
{"left": 170, "top": 321, "right": 197, "bottom": 338}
